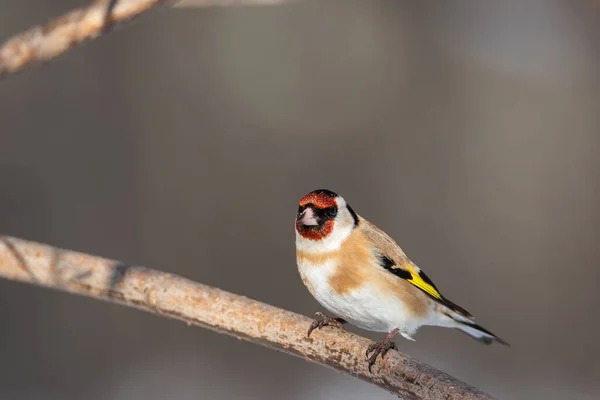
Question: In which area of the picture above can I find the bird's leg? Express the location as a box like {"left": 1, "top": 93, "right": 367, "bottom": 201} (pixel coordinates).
{"left": 365, "top": 328, "right": 399, "bottom": 372}
{"left": 307, "top": 312, "right": 346, "bottom": 337}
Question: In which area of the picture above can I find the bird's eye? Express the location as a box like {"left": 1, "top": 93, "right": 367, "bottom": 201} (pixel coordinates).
{"left": 324, "top": 206, "right": 337, "bottom": 219}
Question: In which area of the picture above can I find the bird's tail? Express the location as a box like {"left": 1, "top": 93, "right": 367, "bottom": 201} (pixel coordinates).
{"left": 454, "top": 319, "right": 509, "bottom": 345}
{"left": 441, "top": 298, "right": 509, "bottom": 346}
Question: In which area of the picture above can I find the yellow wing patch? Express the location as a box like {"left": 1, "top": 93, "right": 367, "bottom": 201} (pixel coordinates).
{"left": 404, "top": 266, "right": 442, "bottom": 300}
{"left": 376, "top": 254, "right": 443, "bottom": 300}
{"left": 377, "top": 253, "right": 473, "bottom": 317}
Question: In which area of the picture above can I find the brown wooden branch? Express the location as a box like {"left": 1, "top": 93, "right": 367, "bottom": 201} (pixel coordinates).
{"left": 0, "top": 0, "right": 296, "bottom": 80}
{"left": 0, "top": 235, "right": 495, "bottom": 399}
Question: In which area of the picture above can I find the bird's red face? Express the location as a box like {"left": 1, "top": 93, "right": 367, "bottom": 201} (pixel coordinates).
{"left": 295, "top": 189, "right": 339, "bottom": 240}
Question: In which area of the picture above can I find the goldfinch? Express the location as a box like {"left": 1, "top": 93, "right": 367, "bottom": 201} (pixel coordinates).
{"left": 295, "top": 189, "right": 508, "bottom": 371}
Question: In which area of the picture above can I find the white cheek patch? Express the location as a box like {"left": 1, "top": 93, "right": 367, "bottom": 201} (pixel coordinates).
{"left": 300, "top": 208, "right": 319, "bottom": 226}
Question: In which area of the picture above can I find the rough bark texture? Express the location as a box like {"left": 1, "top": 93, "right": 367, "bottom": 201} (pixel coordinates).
{"left": 0, "top": 236, "right": 495, "bottom": 399}
{"left": 0, "top": 0, "right": 292, "bottom": 79}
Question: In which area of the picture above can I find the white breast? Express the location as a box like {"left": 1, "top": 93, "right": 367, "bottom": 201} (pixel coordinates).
{"left": 297, "top": 258, "right": 421, "bottom": 334}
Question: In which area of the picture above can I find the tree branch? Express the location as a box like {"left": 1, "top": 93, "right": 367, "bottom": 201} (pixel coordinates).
{"left": 0, "top": 0, "right": 295, "bottom": 80}
{"left": 0, "top": 235, "right": 495, "bottom": 399}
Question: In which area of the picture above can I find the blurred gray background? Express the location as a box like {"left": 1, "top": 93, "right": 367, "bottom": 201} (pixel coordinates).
{"left": 1, "top": 0, "right": 600, "bottom": 399}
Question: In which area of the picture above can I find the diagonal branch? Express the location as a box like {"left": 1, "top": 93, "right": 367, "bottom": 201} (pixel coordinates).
{"left": 0, "top": 0, "right": 295, "bottom": 80}
{"left": 0, "top": 235, "right": 496, "bottom": 400}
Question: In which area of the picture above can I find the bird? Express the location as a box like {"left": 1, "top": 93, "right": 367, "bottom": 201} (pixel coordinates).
{"left": 294, "top": 189, "right": 508, "bottom": 372}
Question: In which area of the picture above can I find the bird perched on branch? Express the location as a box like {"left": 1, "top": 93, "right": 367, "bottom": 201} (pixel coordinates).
{"left": 294, "top": 189, "right": 508, "bottom": 372}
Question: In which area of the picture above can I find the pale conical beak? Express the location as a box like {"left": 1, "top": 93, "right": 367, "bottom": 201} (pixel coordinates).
{"left": 298, "top": 207, "right": 319, "bottom": 226}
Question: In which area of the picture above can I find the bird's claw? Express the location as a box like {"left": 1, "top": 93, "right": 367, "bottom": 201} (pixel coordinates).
{"left": 365, "top": 339, "right": 397, "bottom": 372}
{"left": 307, "top": 312, "right": 345, "bottom": 337}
